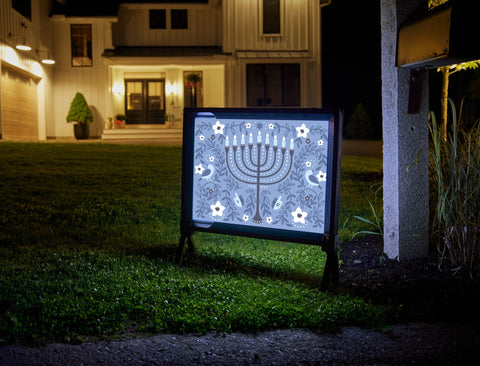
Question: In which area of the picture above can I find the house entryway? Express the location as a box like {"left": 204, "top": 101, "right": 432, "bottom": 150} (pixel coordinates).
{"left": 125, "top": 79, "right": 165, "bottom": 124}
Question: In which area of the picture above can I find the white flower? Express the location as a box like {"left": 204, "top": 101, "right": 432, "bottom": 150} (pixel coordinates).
{"left": 245, "top": 123, "right": 252, "bottom": 129}
{"left": 211, "top": 201, "right": 226, "bottom": 217}
{"left": 316, "top": 170, "right": 327, "bottom": 182}
{"left": 209, "top": 156, "right": 215, "bottom": 162}
{"left": 292, "top": 207, "right": 308, "bottom": 224}
{"left": 317, "top": 139, "right": 324, "bottom": 146}
{"left": 268, "top": 123, "right": 274, "bottom": 129}
{"left": 305, "top": 161, "right": 312, "bottom": 167}
{"left": 199, "top": 135, "right": 205, "bottom": 141}
{"left": 243, "top": 214, "right": 249, "bottom": 222}
{"left": 266, "top": 216, "right": 273, "bottom": 224}
{"left": 195, "top": 164, "right": 205, "bottom": 175}
{"left": 212, "top": 121, "right": 225, "bottom": 134}
{"left": 296, "top": 123, "right": 310, "bottom": 138}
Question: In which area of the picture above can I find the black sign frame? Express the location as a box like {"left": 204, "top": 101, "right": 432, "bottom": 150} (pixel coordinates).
{"left": 177, "top": 108, "right": 342, "bottom": 289}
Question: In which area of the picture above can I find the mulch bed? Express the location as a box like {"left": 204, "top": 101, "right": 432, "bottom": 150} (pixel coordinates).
{"left": 338, "top": 236, "right": 480, "bottom": 324}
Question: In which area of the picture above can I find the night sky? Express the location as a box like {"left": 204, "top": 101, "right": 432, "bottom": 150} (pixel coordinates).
{"left": 322, "top": 0, "right": 382, "bottom": 139}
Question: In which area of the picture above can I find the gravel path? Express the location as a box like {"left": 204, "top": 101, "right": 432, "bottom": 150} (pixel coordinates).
{"left": 1, "top": 322, "right": 479, "bottom": 365}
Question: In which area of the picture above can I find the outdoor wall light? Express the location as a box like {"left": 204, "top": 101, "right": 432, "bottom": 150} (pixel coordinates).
{"left": 36, "top": 49, "right": 55, "bottom": 64}
{"left": 8, "top": 32, "right": 31, "bottom": 51}
{"left": 166, "top": 82, "right": 178, "bottom": 96}
{"left": 9, "top": 23, "right": 32, "bottom": 51}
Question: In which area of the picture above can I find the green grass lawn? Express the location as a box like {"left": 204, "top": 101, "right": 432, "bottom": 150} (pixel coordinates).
{"left": 0, "top": 142, "right": 383, "bottom": 344}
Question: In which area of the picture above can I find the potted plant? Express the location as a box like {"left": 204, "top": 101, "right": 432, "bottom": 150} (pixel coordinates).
{"left": 66, "top": 92, "right": 93, "bottom": 139}
{"left": 115, "top": 114, "right": 126, "bottom": 128}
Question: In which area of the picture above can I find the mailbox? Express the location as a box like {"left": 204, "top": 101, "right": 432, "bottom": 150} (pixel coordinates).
{"left": 397, "top": 1, "right": 480, "bottom": 68}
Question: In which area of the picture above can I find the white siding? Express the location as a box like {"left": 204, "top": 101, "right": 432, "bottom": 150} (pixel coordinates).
{"left": 51, "top": 19, "right": 112, "bottom": 137}
{"left": 112, "top": 5, "right": 221, "bottom": 46}
{"left": 223, "top": 0, "right": 313, "bottom": 52}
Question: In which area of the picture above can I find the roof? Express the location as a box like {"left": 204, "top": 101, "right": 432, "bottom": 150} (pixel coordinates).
{"left": 102, "top": 46, "right": 225, "bottom": 58}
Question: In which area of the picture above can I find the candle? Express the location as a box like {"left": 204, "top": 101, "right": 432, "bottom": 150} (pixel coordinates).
{"left": 225, "top": 135, "right": 229, "bottom": 147}
{"left": 273, "top": 135, "right": 278, "bottom": 147}
{"left": 241, "top": 134, "right": 245, "bottom": 145}
{"left": 265, "top": 133, "right": 270, "bottom": 145}
{"left": 249, "top": 133, "right": 253, "bottom": 144}
{"left": 257, "top": 131, "right": 261, "bottom": 143}
{"left": 290, "top": 138, "right": 294, "bottom": 150}
{"left": 233, "top": 135, "right": 237, "bottom": 146}
{"left": 282, "top": 137, "right": 286, "bottom": 148}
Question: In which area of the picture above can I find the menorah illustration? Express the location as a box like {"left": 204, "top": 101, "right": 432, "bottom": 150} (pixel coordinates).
{"left": 225, "top": 131, "right": 294, "bottom": 223}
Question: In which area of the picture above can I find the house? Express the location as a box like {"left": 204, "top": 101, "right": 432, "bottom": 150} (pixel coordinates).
{"left": 1, "top": 0, "right": 330, "bottom": 142}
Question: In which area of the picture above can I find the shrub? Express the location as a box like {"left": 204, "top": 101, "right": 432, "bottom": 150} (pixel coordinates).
{"left": 66, "top": 92, "right": 93, "bottom": 124}
{"left": 345, "top": 103, "right": 374, "bottom": 140}
{"left": 429, "top": 99, "right": 480, "bottom": 278}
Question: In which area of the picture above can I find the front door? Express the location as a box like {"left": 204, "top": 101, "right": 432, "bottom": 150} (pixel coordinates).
{"left": 125, "top": 79, "right": 165, "bottom": 124}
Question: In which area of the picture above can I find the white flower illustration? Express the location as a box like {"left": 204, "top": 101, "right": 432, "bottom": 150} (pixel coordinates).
{"left": 245, "top": 122, "right": 252, "bottom": 129}
{"left": 209, "top": 156, "right": 215, "bottom": 162}
{"left": 317, "top": 139, "right": 324, "bottom": 146}
{"left": 268, "top": 123, "right": 274, "bottom": 129}
{"left": 296, "top": 123, "right": 310, "bottom": 138}
{"left": 211, "top": 201, "right": 226, "bottom": 217}
{"left": 292, "top": 207, "right": 308, "bottom": 224}
{"left": 266, "top": 216, "right": 273, "bottom": 224}
{"left": 212, "top": 121, "right": 225, "bottom": 134}
{"left": 316, "top": 170, "right": 327, "bottom": 182}
{"left": 243, "top": 214, "right": 249, "bottom": 222}
{"left": 305, "top": 161, "right": 312, "bottom": 167}
{"left": 199, "top": 135, "right": 205, "bottom": 141}
{"left": 195, "top": 164, "right": 205, "bottom": 175}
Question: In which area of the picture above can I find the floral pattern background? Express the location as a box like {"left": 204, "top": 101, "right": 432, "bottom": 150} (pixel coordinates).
{"left": 192, "top": 116, "right": 330, "bottom": 234}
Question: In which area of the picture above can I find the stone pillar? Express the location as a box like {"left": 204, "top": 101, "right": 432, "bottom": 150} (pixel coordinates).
{"left": 381, "top": 0, "right": 429, "bottom": 260}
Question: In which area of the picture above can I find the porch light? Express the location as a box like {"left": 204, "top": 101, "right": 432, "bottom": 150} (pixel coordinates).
{"left": 166, "top": 82, "right": 178, "bottom": 95}
{"left": 112, "top": 83, "right": 124, "bottom": 95}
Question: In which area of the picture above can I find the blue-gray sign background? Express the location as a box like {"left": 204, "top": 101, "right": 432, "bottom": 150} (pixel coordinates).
{"left": 192, "top": 116, "right": 330, "bottom": 234}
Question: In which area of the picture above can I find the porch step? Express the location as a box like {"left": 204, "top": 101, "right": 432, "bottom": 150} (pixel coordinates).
{"left": 102, "top": 127, "right": 183, "bottom": 142}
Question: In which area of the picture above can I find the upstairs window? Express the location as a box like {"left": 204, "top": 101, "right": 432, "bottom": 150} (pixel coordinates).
{"left": 12, "top": 0, "right": 31, "bottom": 20}
{"left": 150, "top": 9, "right": 166, "bottom": 29}
{"left": 263, "top": 0, "right": 280, "bottom": 34}
{"left": 71, "top": 24, "right": 92, "bottom": 67}
{"left": 171, "top": 9, "right": 188, "bottom": 29}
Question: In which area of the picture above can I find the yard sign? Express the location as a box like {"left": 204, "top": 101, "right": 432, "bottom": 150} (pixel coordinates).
{"left": 178, "top": 108, "right": 342, "bottom": 288}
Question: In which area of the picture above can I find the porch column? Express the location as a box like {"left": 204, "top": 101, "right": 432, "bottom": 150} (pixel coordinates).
{"left": 381, "top": 0, "right": 429, "bottom": 260}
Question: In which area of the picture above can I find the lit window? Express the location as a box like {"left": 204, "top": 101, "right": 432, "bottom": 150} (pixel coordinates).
{"left": 71, "top": 24, "right": 92, "bottom": 67}
{"left": 150, "top": 9, "right": 166, "bottom": 29}
{"left": 171, "top": 9, "right": 188, "bottom": 29}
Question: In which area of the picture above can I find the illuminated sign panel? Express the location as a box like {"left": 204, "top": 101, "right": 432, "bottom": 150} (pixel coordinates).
{"left": 180, "top": 108, "right": 342, "bottom": 247}
{"left": 192, "top": 115, "right": 329, "bottom": 234}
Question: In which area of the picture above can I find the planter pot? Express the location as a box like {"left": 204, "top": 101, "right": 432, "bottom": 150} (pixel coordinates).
{"left": 74, "top": 123, "right": 89, "bottom": 140}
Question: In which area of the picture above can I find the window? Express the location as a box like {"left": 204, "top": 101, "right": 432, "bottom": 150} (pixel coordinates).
{"left": 263, "top": 0, "right": 280, "bottom": 34}
{"left": 149, "top": 9, "right": 166, "bottom": 29}
{"left": 71, "top": 25, "right": 92, "bottom": 67}
{"left": 171, "top": 9, "right": 188, "bottom": 29}
{"left": 12, "top": 0, "right": 31, "bottom": 20}
{"left": 247, "top": 64, "right": 300, "bottom": 107}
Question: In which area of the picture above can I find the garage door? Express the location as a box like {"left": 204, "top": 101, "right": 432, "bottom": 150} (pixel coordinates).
{"left": 1, "top": 64, "right": 38, "bottom": 140}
